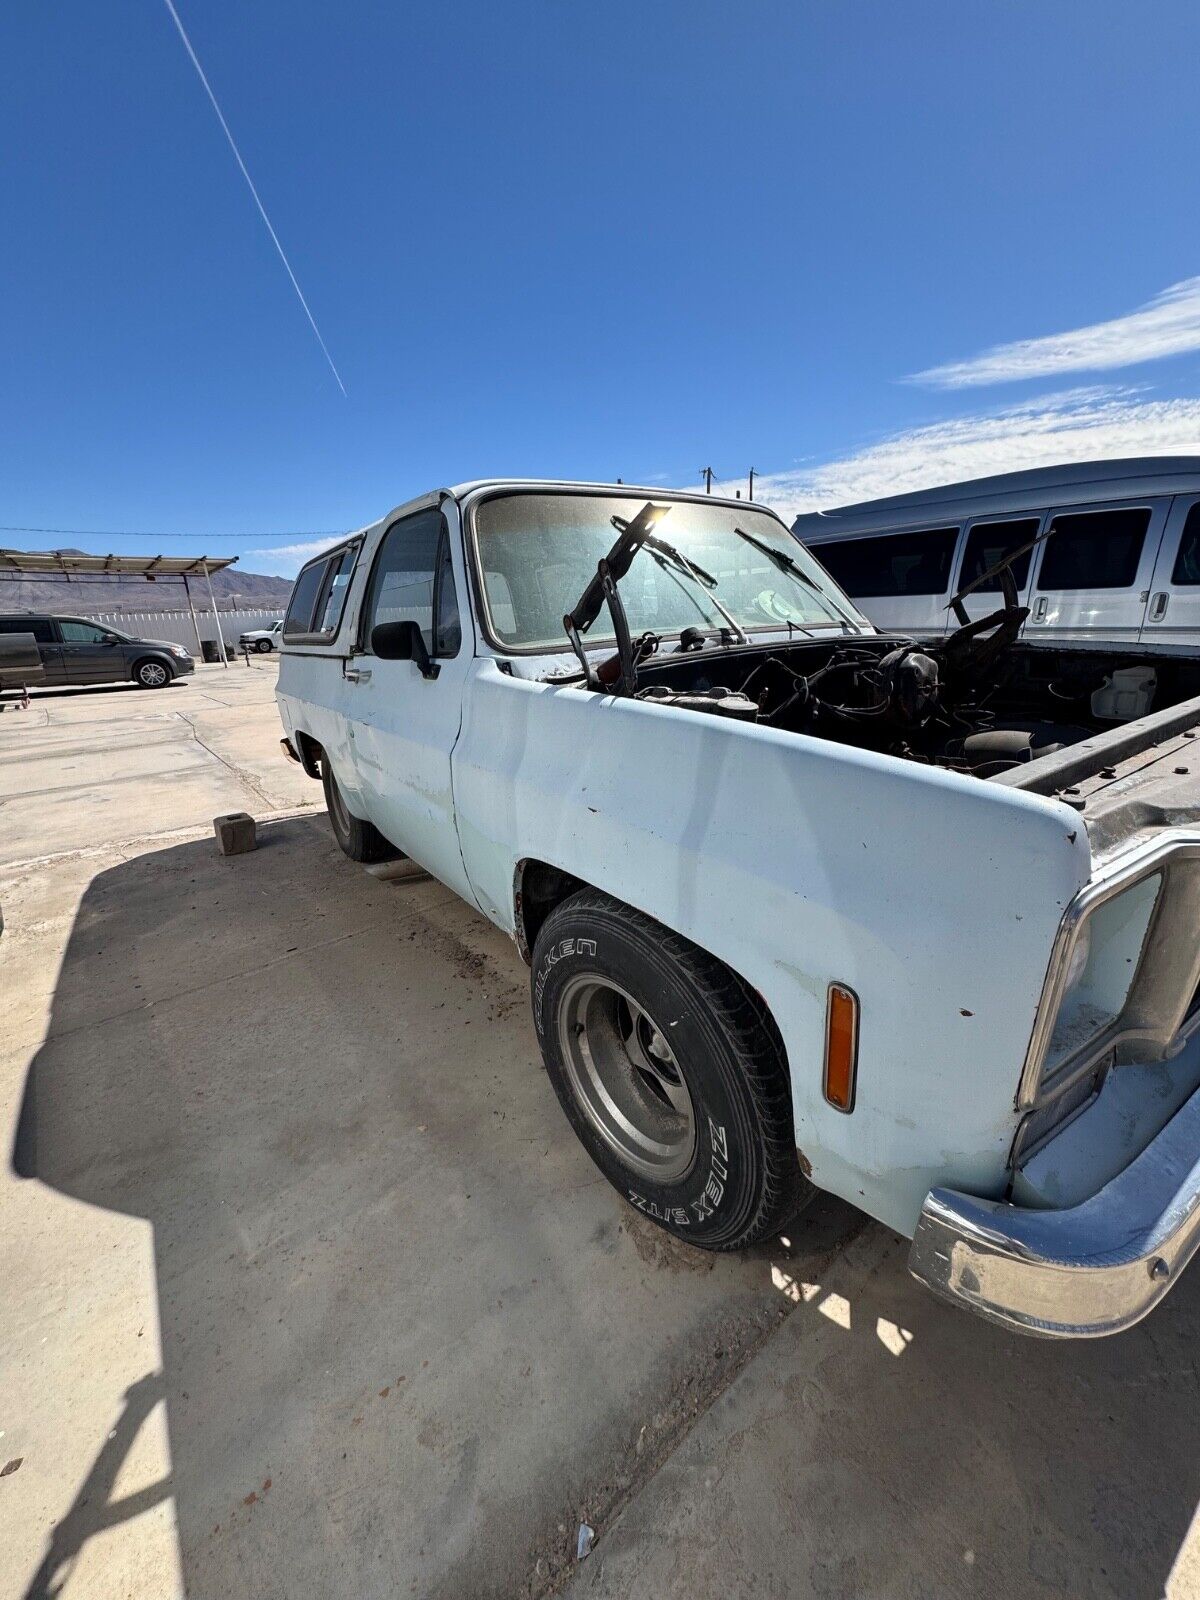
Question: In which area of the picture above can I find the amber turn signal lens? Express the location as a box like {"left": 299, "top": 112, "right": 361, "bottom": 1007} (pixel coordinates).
{"left": 824, "top": 984, "right": 859, "bottom": 1113}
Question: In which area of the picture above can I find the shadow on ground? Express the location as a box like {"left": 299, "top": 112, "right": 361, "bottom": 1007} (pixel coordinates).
{"left": 10, "top": 817, "right": 847, "bottom": 1599}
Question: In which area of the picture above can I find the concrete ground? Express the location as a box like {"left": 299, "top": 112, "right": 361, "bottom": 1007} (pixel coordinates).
{"left": 1, "top": 661, "right": 1198, "bottom": 1600}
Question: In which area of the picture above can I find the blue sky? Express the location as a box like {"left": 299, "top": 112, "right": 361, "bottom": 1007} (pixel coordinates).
{"left": 3, "top": 2, "right": 1200, "bottom": 573}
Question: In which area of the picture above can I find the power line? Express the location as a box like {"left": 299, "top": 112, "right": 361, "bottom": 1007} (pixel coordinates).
{"left": 160, "top": 0, "right": 347, "bottom": 396}
{"left": 0, "top": 525, "right": 345, "bottom": 542}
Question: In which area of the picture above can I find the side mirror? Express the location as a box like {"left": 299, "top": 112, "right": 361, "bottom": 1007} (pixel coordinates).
{"left": 370, "top": 619, "right": 440, "bottom": 679}
{"left": 101, "top": 633, "right": 120, "bottom": 645}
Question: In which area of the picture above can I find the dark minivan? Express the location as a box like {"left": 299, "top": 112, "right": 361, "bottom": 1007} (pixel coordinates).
{"left": 0, "top": 615, "right": 195, "bottom": 688}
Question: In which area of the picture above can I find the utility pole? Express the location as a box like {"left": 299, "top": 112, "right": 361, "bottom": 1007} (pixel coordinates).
{"left": 748, "top": 467, "right": 756, "bottom": 502}
{"left": 700, "top": 467, "right": 714, "bottom": 495}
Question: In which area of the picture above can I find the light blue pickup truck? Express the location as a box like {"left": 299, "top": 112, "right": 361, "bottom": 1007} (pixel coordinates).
{"left": 277, "top": 479, "right": 1200, "bottom": 1337}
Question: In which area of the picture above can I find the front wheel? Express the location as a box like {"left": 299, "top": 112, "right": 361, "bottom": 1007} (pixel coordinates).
{"left": 134, "top": 658, "right": 171, "bottom": 689}
{"left": 321, "top": 759, "right": 398, "bottom": 863}
{"left": 532, "top": 889, "right": 807, "bottom": 1251}
{"left": 256, "top": 638, "right": 273, "bottom": 653}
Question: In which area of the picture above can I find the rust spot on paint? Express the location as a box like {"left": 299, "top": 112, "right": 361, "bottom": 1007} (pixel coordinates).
{"left": 960, "top": 1008, "right": 974, "bottom": 1017}
{"left": 797, "top": 1148, "right": 813, "bottom": 1178}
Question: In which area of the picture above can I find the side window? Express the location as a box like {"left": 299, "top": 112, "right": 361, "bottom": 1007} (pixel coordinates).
{"left": 58, "top": 620, "right": 109, "bottom": 643}
{"left": 313, "top": 545, "right": 358, "bottom": 636}
{"left": 813, "top": 527, "right": 958, "bottom": 597}
{"left": 1171, "top": 503, "right": 1200, "bottom": 586}
{"left": 362, "top": 508, "right": 442, "bottom": 653}
{"left": 283, "top": 557, "right": 331, "bottom": 638}
{"left": 959, "top": 518, "right": 1040, "bottom": 592}
{"left": 0, "top": 618, "right": 54, "bottom": 643}
{"left": 1038, "top": 507, "right": 1151, "bottom": 590}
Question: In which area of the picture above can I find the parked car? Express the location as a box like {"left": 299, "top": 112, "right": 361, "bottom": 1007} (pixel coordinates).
{"left": 0, "top": 614, "right": 194, "bottom": 688}
{"left": 276, "top": 479, "right": 1200, "bottom": 1338}
{"left": 239, "top": 618, "right": 284, "bottom": 652}
{"left": 794, "top": 455, "right": 1200, "bottom": 647}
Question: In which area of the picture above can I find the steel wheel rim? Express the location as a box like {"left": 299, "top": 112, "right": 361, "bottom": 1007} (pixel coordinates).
{"left": 141, "top": 662, "right": 167, "bottom": 686}
{"left": 557, "top": 975, "right": 696, "bottom": 1180}
{"left": 327, "top": 768, "right": 351, "bottom": 837}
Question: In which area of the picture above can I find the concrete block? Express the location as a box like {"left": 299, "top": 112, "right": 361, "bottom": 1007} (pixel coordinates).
{"left": 213, "top": 811, "right": 256, "bottom": 855}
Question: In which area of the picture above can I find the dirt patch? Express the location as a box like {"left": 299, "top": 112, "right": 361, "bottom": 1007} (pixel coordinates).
{"left": 617, "top": 1209, "right": 718, "bottom": 1274}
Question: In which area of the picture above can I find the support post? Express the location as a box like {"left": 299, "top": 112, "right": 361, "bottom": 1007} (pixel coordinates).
{"left": 182, "top": 573, "right": 205, "bottom": 657}
{"left": 201, "top": 561, "right": 228, "bottom": 666}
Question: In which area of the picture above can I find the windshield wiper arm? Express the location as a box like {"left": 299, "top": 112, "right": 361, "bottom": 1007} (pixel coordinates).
{"left": 734, "top": 525, "right": 817, "bottom": 586}
{"left": 734, "top": 526, "right": 861, "bottom": 634}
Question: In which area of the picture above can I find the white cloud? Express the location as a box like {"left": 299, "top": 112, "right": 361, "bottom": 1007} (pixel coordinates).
{"left": 910, "top": 278, "right": 1200, "bottom": 389}
{"left": 719, "top": 387, "right": 1200, "bottom": 520}
{"left": 241, "top": 535, "right": 343, "bottom": 574}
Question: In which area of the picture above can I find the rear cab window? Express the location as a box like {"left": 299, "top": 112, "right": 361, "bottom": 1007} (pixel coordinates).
{"left": 813, "top": 527, "right": 959, "bottom": 598}
{"left": 283, "top": 542, "right": 361, "bottom": 643}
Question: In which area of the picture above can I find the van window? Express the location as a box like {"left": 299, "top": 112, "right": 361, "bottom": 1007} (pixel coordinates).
{"left": 1171, "top": 503, "right": 1200, "bottom": 586}
{"left": 313, "top": 545, "right": 358, "bottom": 636}
{"left": 1037, "top": 507, "right": 1151, "bottom": 590}
{"left": 284, "top": 557, "right": 331, "bottom": 637}
{"left": 0, "top": 617, "right": 54, "bottom": 642}
{"left": 959, "top": 518, "right": 1039, "bottom": 593}
{"left": 58, "top": 620, "right": 111, "bottom": 643}
{"left": 362, "top": 508, "right": 442, "bottom": 652}
{"left": 813, "top": 528, "right": 958, "bottom": 597}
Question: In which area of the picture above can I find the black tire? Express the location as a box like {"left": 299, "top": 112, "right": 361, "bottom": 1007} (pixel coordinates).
{"left": 532, "top": 889, "right": 807, "bottom": 1251}
{"left": 321, "top": 759, "right": 398, "bottom": 863}
{"left": 256, "top": 638, "right": 272, "bottom": 653}
{"left": 133, "top": 657, "right": 172, "bottom": 689}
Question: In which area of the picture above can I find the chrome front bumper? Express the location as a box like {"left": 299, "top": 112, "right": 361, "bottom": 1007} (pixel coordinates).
{"left": 909, "top": 1082, "right": 1200, "bottom": 1337}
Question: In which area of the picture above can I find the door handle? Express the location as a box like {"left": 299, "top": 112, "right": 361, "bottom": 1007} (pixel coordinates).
{"left": 344, "top": 665, "right": 372, "bottom": 684}
{"left": 1150, "top": 591, "right": 1170, "bottom": 621}
{"left": 1033, "top": 596, "right": 1048, "bottom": 621}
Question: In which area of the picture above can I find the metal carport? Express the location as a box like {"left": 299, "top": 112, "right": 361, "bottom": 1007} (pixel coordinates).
{"left": 0, "top": 550, "right": 240, "bottom": 665}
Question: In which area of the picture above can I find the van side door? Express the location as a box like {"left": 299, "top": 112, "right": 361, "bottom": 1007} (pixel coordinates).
{"left": 1140, "top": 496, "right": 1200, "bottom": 646}
{"left": 1025, "top": 499, "right": 1168, "bottom": 645}
{"left": 809, "top": 526, "right": 959, "bottom": 637}
{"left": 342, "top": 502, "right": 477, "bottom": 902}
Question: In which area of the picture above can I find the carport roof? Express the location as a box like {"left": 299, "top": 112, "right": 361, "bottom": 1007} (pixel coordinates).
{"left": 0, "top": 550, "right": 238, "bottom": 577}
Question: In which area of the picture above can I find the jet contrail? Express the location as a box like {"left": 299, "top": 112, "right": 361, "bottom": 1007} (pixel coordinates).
{"left": 161, "top": 0, "right": 347, "bottom": 394}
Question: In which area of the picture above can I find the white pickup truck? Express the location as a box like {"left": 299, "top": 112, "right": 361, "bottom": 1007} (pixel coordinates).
{"left": 276, "top": 480, "right": 1200, "bottom": 1337}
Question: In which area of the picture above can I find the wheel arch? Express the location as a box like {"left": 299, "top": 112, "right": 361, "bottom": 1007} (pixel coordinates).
{"left": 512, "top": 858, "right": 790, "bottom": 1067}
{"left": 292, "top": 730, "right": 324, "bottom": 780}
{"left": 130, "top": 653, "right": 173, "bottom": 684}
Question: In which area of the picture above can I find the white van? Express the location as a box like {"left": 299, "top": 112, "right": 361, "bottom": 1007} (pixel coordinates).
{"left": 794, "top": 457, "right": 1200, "bottom": 648}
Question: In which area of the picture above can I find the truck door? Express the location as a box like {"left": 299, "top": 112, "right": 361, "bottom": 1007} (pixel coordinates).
{"left": 1024, "top": 499, "right": 1168, "bottom": 645}
{"left": 1140, "top": 495, "right": 1200, "bottom": 647}
{"left": 343, "top": 503, "right": 477, "bottom": 902}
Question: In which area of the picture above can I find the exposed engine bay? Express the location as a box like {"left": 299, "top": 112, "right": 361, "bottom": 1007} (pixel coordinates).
{"left": 633, "top": 634, "right": 1200, "bottom": 778}
{"left": 560, "top": 499, "right": 1200, "bottom": 780}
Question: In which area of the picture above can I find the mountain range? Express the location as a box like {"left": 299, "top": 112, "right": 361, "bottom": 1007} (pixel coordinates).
{"left": 0, "top": 551, "right": 294, "bottom": 615}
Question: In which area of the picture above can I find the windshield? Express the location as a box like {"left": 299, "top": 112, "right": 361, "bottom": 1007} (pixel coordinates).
{"left": 472, "top": 491, "right": 866, "bottom": 651}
